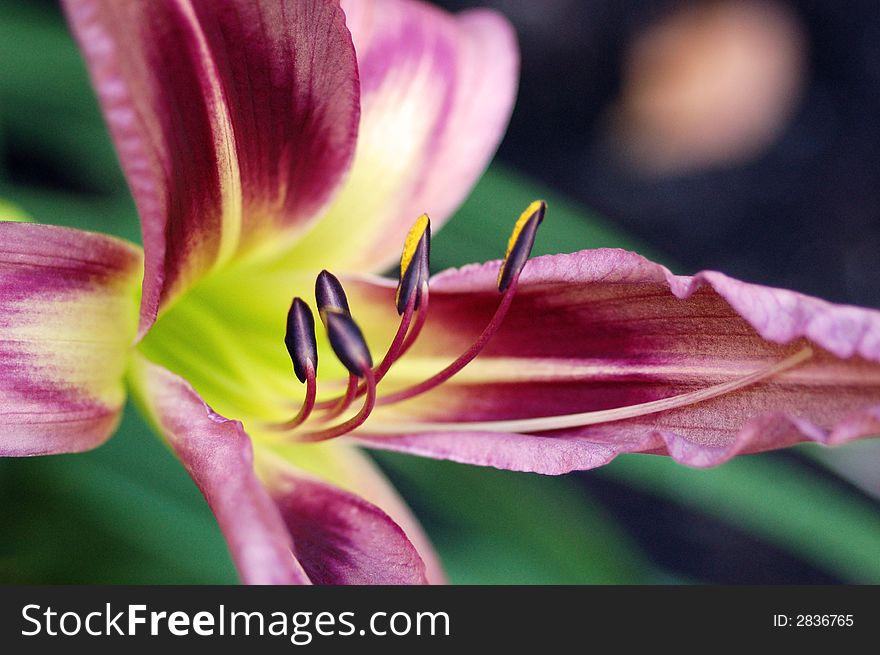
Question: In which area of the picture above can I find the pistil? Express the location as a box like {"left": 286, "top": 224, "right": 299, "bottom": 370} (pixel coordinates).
{"left": 272, "top": 201, "right": 814, "bottom": 445}
{"left": 365, "top": 346, "right": 815, "bottom": 434}
{"left": 297, "top": 368, "right": 377, "bottom": 443}
{"left": 315, "top": 215, "right": 431, "bottom": 412}
{"left": 296, "top": 309, "right": 377, "bottom": 442}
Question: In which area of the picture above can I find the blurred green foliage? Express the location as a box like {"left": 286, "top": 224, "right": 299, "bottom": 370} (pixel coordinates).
{"left": 1, "top": 0, "right": 877, "bottom": 585}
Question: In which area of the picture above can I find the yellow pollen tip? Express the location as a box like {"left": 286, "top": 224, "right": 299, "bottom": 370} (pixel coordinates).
{"left": 505, "top": 201, "right": 545, "bottom": 260}
{"left": 498, "top": 200, "right": 545, "bottom": 289}
{"left": 400, "top": 213, "right": 430, "bottom": 279}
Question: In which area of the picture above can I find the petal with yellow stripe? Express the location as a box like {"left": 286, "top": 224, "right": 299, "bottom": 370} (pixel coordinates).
{"left": 130, "top": 355, "right": 430, "bottom": 584}
{"left": 287, "top": 0, "right": 518, "bottom": 273}
{"left": 63, "top": 0, "right": 361, "bottom": 335}
{"left": 0, "top": 223, "right": 141, "bottom": 456}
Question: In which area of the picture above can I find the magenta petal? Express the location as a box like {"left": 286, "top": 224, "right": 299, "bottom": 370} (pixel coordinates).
{"left": 324, "top": 447, "right": 447, "bottom": 584}
{"left": 132, "top": 356, "right": 428, "bottom": 585}
{"left": 187, "top": 0, "right": 359, "bottom": 231}
{"left": 357, "top": 408, "right": 880, "bottom": 474}
{"left": 132, "top": 356, "right": 310, "bottom": 584}
{"left": 349, "top": 248, "right": 880, "bottom": 471}
{"left": 262, "top": 464, "right": 429, "bottom": 585}
{"left": 63, "top": 0, "right": 359, "bottom": 335}
{"left": 0, "top": 223, "right": 141, "bottom": 456}
{"left": 344, "top": 0, "right": 517, "bottom": 270}
{"left": 292, "top": 0, "right": 518, "bottom": 273}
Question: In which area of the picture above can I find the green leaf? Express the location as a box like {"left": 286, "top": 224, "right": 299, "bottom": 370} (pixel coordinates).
{"left": 0, "top": 197, "right": 31, "bottom": 222}
{"left": 0, "top": 181, "right": 140, "bottom": 243}
{"left": 597, "top": 452, "right": 880, "bottom": 583}
{"left": 432, "top": 164, "right": 665, "bottom": 270}
{"left": 0, "top": 1, "right": 125, "bottom": 193}
{"left": 0, "top": 404, "right": 238, "bottom": 584}
{"left": 0, "top": 2, "right": 97, "bottom": 117}
{"left": 373, "top": 452, "right": 658, "bottom": 584}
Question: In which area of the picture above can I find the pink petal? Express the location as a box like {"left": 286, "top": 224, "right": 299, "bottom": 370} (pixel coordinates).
{"left": 346, "top": 248, "right": 880, "bottom": 472}
{"left": 260, "top": 459, "right": 429, "bottom": 585}
{"left": 132, "top": 356, "right": 428, "bottom": 584}
{"left": 0, "top": 223, "right": 141, "bottom": 456}
{"left": 132, "top": 355, "right": 309, "bottom": 584}
{"left": 299, "top": 444, "right": 447, "bottom": 584}
{"left": 63, "top": 0, "right": 360, "bottom": 336}
{"left": 289, "top": 0, "right": 518, "bottom": 272}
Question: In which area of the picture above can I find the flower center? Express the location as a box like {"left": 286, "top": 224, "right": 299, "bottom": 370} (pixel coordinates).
{"left": 271, "top": 199, "right": 814, "bottom": 442}
{"left": 273, "top": 201, "right": 546, "bottom": 442}
{"left": 139, "top": 200, "right": 815, "bottom": 447}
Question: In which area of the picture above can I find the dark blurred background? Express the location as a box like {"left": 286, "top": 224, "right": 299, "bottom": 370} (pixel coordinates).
{"left": 436, "top": 0, "right": 880, "bottom": 583}
{"left": 440, "top": 0, "right": 880, "bottom": 308}
{"left": 1, "top": 0, "right": 879, "bottom": 585}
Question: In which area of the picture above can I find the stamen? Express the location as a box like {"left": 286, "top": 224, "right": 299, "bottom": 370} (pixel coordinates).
{"left": 324, "top": 309, "right": 373, "bottom": 378}
{"left": 327, "top": 285, "right": 418, "bottom": 411}
{"left": 315, "top": 214, "right": 432, "bottom": 412}
{"left": 312, "top": 270, "right": 358, "bottom": 413}
{"left": 317, "top": 280, "right": 423, "bottom": 413}
{"left": 366, "top": 347, "right": 814, "bottom": 434}
{"left": 275, "top": 362, "right": 316, "bottom": 430}
{"left": 497, "top": 200, "right": 545, "bottom": 292}
{"left": 309, "top": 281, "right": 373, "bottom": 413}
{"left": 284, "top": 297, "right": 318, "bottom": 383}
{"left": 277, "top": 298, "right": 318, "bottom": 428}
{"left": 375, "top": 288, "right": 418, "bottom": 380}
{"left": 398, "top": 280, "right": 430, "bottom": 359}
{"left": 377, "top": 278, "right": 518, "bottom": 406}
{"left": 396, "top": 214, "right": 431, "bottom": 314}
{"left": 297, "top": 367, "right": 378, "bottom": 443}
{"left": 377, "top": 201, "right": 545, "bottom": 406}
{"left": 315, "top": 269, "right": 351, "bottom": 325}
{"left": 318, "top": 373, "right": 359, "bottom": 420}
{"left": 294, "top": 309, "right": 378, "bottom": 441}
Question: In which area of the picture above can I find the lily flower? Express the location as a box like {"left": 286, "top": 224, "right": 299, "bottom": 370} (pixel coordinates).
{"left": 1, "top": 0, "right": 878, "bottom": 586}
